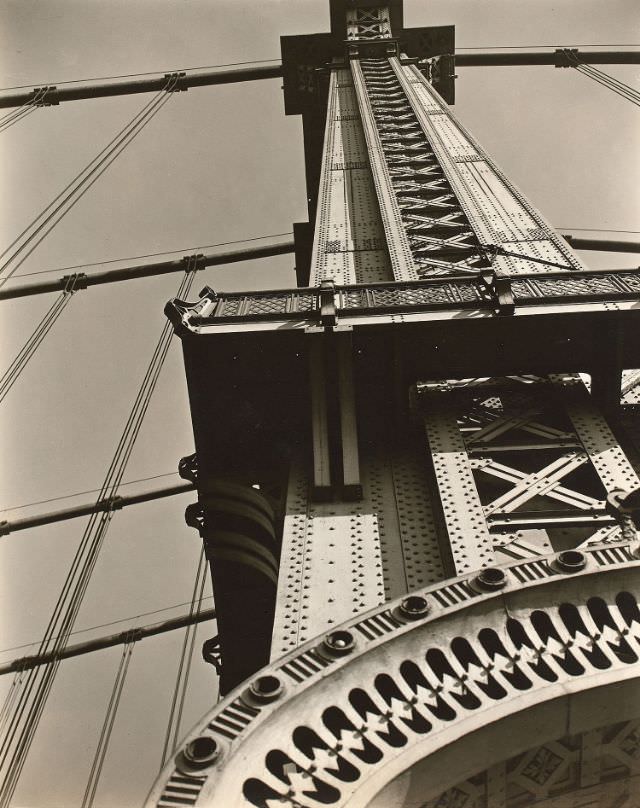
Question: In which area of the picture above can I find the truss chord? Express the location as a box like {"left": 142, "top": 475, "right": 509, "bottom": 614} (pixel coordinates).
{"left": 0, "top": 75, "right": 178, "bottom": 289}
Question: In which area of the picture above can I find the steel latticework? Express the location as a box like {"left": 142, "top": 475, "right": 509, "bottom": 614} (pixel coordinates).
{"left": 150, "top": 2, "right": 640, "bottom": 806}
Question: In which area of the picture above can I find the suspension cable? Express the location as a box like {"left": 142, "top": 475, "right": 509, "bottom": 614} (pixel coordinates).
{"left": 80, "top": 637, "right": 136, "bottom": 808}
{"left": 0, "top": 74, "right": 179, "bottom": 289}
{"left": 562, "top": 49, "right": 640, "bottom": 107}
{"left": 0, "top": 259, "right": 199, "bottom": 807}
{"left": 0, "top": 274, "right": 79, "bottom": 404}
{"left": 160, "top": 547, "right": 208, "bottom": 768}
{"left": 0, "top": 88, "right": 46, "bottom": 133}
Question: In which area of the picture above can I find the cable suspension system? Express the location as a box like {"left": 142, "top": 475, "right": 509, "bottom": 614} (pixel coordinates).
{"left": 561, "top": 48, "right": 640, "bottom": 107}
{"left": 0, "top": 74, "right": 180, "bottom": 291}
{"left": 0, "top": 238, "right": 295, "bottom": 301}
{"left": 0, "top": 259, "right": 200, "bottom": 807}
{"left": 0, "top": 88, "right": 46, "bottom": 133}
{"left": 0, "top": 607, "right": 217, "bottom": 677}
{"left": 0, "top": 274, "right": 81, "bottom": 404}
{"left": 80, "top": 636, "right": 136, "bottom": 808}
{"left": 160, "top": 548, "right": 208, "bottom": 768}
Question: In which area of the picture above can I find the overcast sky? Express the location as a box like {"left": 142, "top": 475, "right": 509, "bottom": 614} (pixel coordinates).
{"left": 0, "top": 1, "right": 638, "bottom": 805}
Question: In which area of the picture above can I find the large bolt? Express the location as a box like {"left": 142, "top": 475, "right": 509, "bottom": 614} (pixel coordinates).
{"left": 399, "top": 595, "right": 430, "bottom": 619}
{"left": 249, "top": 674, "right": 283, "bottom": 703}
{"left": 182, "top": 736, "right": 219, "bottom": 768}
{"left": 556, "top": 550, "right": 587, "bottom": 573}
{"left": 323, "top": 630, "right": 355, "bottom": 656}
{"left": 475, "top": 567, "right": 507, "bottom": 591}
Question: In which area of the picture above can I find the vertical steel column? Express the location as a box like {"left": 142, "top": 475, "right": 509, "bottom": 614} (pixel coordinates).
{"left": 336, "top": 334, "right": 362, "bottom": 498}
{"left": 350, "top": 58, "right": 418, "bottom": 281}
{"left": 308, "top": 338, "right": 332, "bottom": 498}
{"left": 420, "top": 382, "right": 495, "bottom": 575}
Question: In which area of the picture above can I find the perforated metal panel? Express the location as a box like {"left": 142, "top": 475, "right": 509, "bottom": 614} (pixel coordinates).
{"left": 271, "top": 440, "right": 445, "bottom": 658}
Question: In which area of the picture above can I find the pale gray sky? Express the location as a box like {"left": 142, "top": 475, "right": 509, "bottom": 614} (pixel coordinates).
{"left": 0, "top": 1, "right": 638, "bottom": 805}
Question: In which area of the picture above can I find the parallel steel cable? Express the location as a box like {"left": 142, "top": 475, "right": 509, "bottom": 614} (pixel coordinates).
{"left": 0, "top": 260, "right": 198, "bottom": 806}
{"left": 0, "top": 276, "right": 78, "bottom": 404}
{"left": 0, "top": 88, "right": 46, "bottom": 132}
{"left": 171, "top": 552, "right": 208, "bottom": 755}
{"left": 0, "top": 594, "right": 214, "bottom": 658}
{"left": 0, "top": 81, "right": 169, "bottom": 266}
{"left": 0, "top": 261, "right": 200, "bottom": 791}
{"left": 576, "top": 63, "right": 640, "bottom": 106}
{"left": 0, "top": 105, "right": 37, "bottom": 133}
{"left": 160, "top": 547, "right": 207, "bottom": 768}
{"left": 562, "top": 49, "right": 640, "bottom": 107}
{"left": 80, "top": 639, "right": 136, "bottom": 808}
{"left": 0, "top": 75, "right": 179, "bottom": 288}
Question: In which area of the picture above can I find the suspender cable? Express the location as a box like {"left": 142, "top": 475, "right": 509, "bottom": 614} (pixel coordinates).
{"left": 80, "top": 638, "right": 136, "bottom": 808}
{"left": 160, "top": 548, "right": 208, "bottom": 768}
{"left": 561, "top": 49, "right": 640, "bottom": 107}
{"left": 0, "top": 89, "right": 45, "bottom": 133}
{"left": 0, "top": 260, "right": 199, "bottom": 807}
{"left": 576, "top": 63, "right": 640, "bottom": 106}
{"left": 0, "top": 74, "right": 179, "bottom": 289}
{"left": 0, "top": 274, "right": 80, "bottom": 404}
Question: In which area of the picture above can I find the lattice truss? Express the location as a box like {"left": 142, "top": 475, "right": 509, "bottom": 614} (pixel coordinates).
{"left": 419, "top": 375, "right": 640, "bottom": 567}
{"left": 346, "top": 7, "right": 391, "bottom": 41}
{"left": 359, "top": 58, "right": 490, "bottom": 277}
{"left": 426, "top": 721, "right": 640, "bottom": 808}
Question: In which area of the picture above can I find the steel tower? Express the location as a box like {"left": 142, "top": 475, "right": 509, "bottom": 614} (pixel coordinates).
{"left": 150, "top": 2, "right": 640, "bottom": 805}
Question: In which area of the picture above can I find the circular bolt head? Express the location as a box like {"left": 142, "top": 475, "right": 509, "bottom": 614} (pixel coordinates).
{"left": 183, "top": 736, "right": 219, "bottom": 768}
{"left": 556, "top": 550, "right": 587, "bottom": 573}
{"left": 323, "top": 630, "right": 355, "bottom": 655}
{"left": 476, "top": 567, "right": 507, "bottom": 591}
{"left": 249, "top": 674, "right": 283, "bottom": 702}
{"left": 400, "top": 595, "right": 430, "bottom": 619}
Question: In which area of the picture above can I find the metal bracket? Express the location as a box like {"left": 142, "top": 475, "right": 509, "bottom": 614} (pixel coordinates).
{"left": 606, "top": 489, "right": 640, "bottom": 538}
{"left": 185, "top": 502, "right": 205, "bottom": 533}
{"left": 319, "top": 277, "right": 337, "bottom": 328}
{"left": 181, "top": 253, "right": 206, "bottom": 273}
{"left": 61, "top": 272, "right": 87, "bottom": 293}
{"left": 178, "top": 453, "right": 198, "bottom": 484}
{"left": 31, "top": 86, "right": 59, "bottom": 106}
{"left": 480, "top": 269, "right": 514, "bottom": 315}
{"left": 164, "top": 71, "right": 188, "bottom": 91}
{"left": 555, "top": 48, "right": 579, "bottom": 68}
{"left": 202, "top": 636, "right": 222, "bottom": 674}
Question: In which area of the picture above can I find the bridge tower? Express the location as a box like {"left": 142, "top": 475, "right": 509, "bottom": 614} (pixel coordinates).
{"left": 151, "top": 2, "right": 640, "bottom": 805}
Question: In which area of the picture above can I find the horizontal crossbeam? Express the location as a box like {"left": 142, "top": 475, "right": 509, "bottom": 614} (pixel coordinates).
{"left": 0, "top": 240, "right": 295, "bottom": 301}
{"left": 0, "top": 481, "right": 195, "bottom": 536}
{"left": 455, "top": 50, "right": 640, "bottom": 67}
{"left": 0, "top": 607, "right": 216, "bottom": 675}
{"left": 0, "top": 64, "right": 284, "bottom": 110}
{"left": 1, "top": 52, "right": 638, "bottom": 110}
{"left": 562, "top": 235, "right": 640, "bottom": 254}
